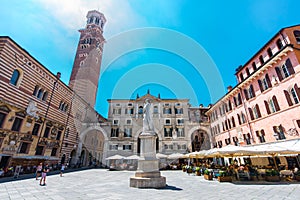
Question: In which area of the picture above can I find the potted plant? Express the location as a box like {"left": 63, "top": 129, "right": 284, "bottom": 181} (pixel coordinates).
{"left": 195, "top": 167, "right": 201, "bottom": 176}
{"left": 265, "top": 169, "right": 280, "bottom": 182}
{"left": 182, "top": 165, "right": 187, "bottom": 172}
{"left": 186, "top": 166, "right": 193, "bottom": 174}
{"left": 203, "top": 169, "right": 213, "bottom": 180}
{"left": 217, "top": 170, "right": 232, "bottom": 182}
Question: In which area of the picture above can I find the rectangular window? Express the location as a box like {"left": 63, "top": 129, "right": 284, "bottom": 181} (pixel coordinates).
{"left": 113, "top": 108, "right": 121, "bottom": 115}
{"left": 43, "top": 127, "right": 50, "bottom": 138}
{"left": 126, "top": 119, "right": 132, "bottom": 125}
{"left": 113, "top": 120, "right": 119, "bottom": 125}
{"left": 35, "top": 145, "right": 44, "bottom": 155}
{"left": 0, "top": 112, "right": 6, "bottom": 128}
{"left": 109, "top": 144, "right": 118, "bottom": 150}
{"left": 125, "top": 108, "right": 134, "bottom": 114}
{"left": 111, "top": 128, "right": 119, "bottom": 137}
{"left": 176, "top": 128, "right": 185, "bottom": 137}
{"left": 123, "top": 144, "right": 132, "bottom": 150}
{"left": 124, "top": 128, "right": 132, "bottom": 137}
{"left": 165, "top": 119, "right": 171, "bottom": 125}
{"left": 175, "top": 108, "right": 183, "bottom": 114}
{"left": 56, "top": 131, "right": 62, "bottom": 140}
{"left": 51, "top": 148, "right": 57, "bottom": 156}
{"left": 164, "top": 127, "right": 172, "bottom": 137}
{"left": 177, "top": 119, "right": 184, "bottom": 125}
{"left": 19, "top": 142, "right": 30, "bottom": 154}
{"left": 32, "top": 123, "right": 40, "bottom": 136}
{"left": 163, "top": 108, "right": 171, "bottom": 114}
{"left": 11, "top": 117, "right": 23, "bottom": 131}
{"left": 297, "top": 120, "right": 300, "bottom": 128}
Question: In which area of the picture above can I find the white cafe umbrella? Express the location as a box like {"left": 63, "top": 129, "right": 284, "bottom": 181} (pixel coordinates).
{"left": 167, "top": 153, "right": 186, "bottom": 159}
{"left": 156, "top": 153, "right": 168, "bottom": 159}
{"left": 126, "top": 155, "right": 140, "bottom": 160}
{"left": 105, "top": 154, "right": 125, "bottom": 160}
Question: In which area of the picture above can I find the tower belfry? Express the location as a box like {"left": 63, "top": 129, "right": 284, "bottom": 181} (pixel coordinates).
{"left": 69, "top": 10, "right": 106, "bottom": 108}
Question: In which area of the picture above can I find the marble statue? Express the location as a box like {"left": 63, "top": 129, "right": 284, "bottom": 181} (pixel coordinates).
{"left": 143, "top": 99, "right": 154, "bottom": 132}
{"left": 26, "top": 100, "right": 39, "bottom": 119}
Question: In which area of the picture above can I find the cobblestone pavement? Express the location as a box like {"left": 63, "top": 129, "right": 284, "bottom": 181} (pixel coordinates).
{"left": 0, "top": 169, "right": 299, "bottom": 200}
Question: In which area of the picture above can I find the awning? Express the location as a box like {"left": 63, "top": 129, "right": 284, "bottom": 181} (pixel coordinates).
{"left": 12, "top": 155, "right": 59, "bottom": 160}
{"left": 0, "top": 154, "right": 11, "bottom": 157}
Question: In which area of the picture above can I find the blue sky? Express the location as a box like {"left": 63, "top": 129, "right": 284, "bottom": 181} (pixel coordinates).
{"left": 1, "top": 0, "right": 299, "bottom": 117}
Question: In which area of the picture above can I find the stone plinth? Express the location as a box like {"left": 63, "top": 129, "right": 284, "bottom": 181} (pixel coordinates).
{"left": 130, "top": 132, "right": 166, "bottom": 188}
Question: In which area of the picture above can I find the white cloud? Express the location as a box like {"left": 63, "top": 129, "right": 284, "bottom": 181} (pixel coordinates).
{"left": 33, "top": 0, "right": 147, "bottom": 38}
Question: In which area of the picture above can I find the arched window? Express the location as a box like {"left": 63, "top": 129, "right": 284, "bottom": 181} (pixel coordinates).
{"left": 252, "top": 62, "right": 257, "bottom": 71}
{"left": 42, "top": 91, "right": 48, "bottom": 101}
{"left": 10, "top": 69, "right": 20, "bottom": 86}
{"left": 246, "top": 68, "right": 250, "bottom": 76}
{"left": 228, "top": 100, "right": 232, "bottom": 111}
{"left": 253, "top": 104, "right": 261, "bottom": 119}
{"left": 259, "top": 55, "right": 264, "bottom": 65}
{"left": 241, "top": 113, "right": 246, "bottom": 123}
{"left": 153, "top": 106, "right": 158, "bottom": 114}
{"left": 267, "top": 47, "right": 273, "bottom": 58}
{"left": 231, "top": 116, "right": 236, "bottom": 127}
{"left": 290, "top": 84, "right": 300, "bottom": 105}
{"left": 237, "top": 93, "right": 242, "bottom": 105}
{"left": 64, "top": 104, "right": 69, "bottom": 112}
{"left": 269, "top": 99, "right": 276, "bottom": 113}
{"left": 239, "top": 73, "right": 244, "bottom": 81}
{"left": 37, "top": 89, "right": 44, "bottom": 99}
{"left": 276, "top": 39, "right": 283, "bottom": 50}
{"left": 138, "top": 106, "right": 143, "bottom": 114}
{"left": 33, "top": 85, "right": 39, "bottom": 96}
{"left": 237, "top": 114, "right": 241, "bottom": 125}
{"left": 293, "top": 30, "right": 300, "bottom": 43}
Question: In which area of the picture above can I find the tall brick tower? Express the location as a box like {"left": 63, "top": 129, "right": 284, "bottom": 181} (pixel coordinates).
{"left": 69, "top": 10, "right": 106, "bottom": 108}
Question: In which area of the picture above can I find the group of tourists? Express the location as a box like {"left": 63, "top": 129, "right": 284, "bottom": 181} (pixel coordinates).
{"left": 35, "top": 162, "right": 65, "bottom": 186}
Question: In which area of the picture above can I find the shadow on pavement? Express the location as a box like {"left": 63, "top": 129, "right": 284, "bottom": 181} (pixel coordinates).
{"left": 157, "top": 184, "right": 183, "bottom": 191}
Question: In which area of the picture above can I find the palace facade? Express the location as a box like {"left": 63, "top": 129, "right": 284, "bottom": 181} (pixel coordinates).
{"left": 0, "top": 10, "right": 107, "bottom": 171}
{"left": 102, "top": 92, "right": 210, "bottom": 160}
{"left": 206, "top": 25, "right": 300, "bottom": 166}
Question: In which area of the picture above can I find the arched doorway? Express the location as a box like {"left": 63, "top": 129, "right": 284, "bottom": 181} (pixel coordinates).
{"left": 137, "top": 132, "right": 159, "bottom": 154}
{"left": 191, "top": 130, "right": 210, "bottom": 152}
{"left": 80, "top": 149, "right": 86, "bottom": 166}
{"left": 69, "top": 150, "right": 77, "bottom": 167}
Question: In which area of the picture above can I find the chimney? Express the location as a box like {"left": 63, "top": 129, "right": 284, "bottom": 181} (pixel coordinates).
{"left": 227, "top": 85, "right": 232, "bottom": 92}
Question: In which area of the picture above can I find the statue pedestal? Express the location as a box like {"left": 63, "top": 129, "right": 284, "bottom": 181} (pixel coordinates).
{"left": 129, "top": 132, "right": 166, "bottom": 188}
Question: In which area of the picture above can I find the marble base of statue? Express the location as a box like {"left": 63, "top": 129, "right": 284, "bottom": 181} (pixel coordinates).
{"left": 130, "top": 131, "right": 166, "bottom": 188}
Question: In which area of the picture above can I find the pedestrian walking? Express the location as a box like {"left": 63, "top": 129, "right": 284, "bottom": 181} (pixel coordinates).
{"left": 60, "top": 164, "right": 65, "bottom": 177}
{"left": 35, "top": 163, "right": 42, "bottom": 180}
{"left": 40, "top": 163, "right": 49, "bottom": 186}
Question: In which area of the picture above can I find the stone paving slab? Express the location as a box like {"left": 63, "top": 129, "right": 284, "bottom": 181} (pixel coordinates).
{"left": 0, "top": 169, "right": 300, "bottom": 199}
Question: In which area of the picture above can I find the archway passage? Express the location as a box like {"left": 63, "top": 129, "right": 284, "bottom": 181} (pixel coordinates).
{"left": 81, "top": 129, "right": 105, "bottom": 167}
{"left": 137, "top": 132, "right": 159, "bottom": 155}
{"left": 69, "top": 150, "right": 77, "bottom": 167}
{"left": 191, "top": 130, "right": 210, "bottom": 152}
